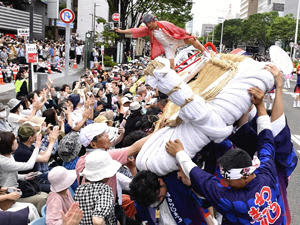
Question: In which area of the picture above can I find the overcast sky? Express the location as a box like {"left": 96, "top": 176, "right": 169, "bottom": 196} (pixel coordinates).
{"left": 191, "top": 0, "right": 241, "bottom": 35}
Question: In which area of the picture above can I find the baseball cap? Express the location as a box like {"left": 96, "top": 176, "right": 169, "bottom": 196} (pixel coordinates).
{"left": 141, "top": 14, "right": 156, "bottom": 24}
{"left": 18, "top": 124, "right": 36, "bottom": 140}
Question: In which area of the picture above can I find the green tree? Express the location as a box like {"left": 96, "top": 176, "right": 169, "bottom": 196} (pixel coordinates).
{"left": 241, "top": 12, "right": 278, "bottom": 49}
{"left": 268, "top": 14, "right": 297, "bottom": 50}
{"left": 96, "top": 17, "right": 119, "bottom": 47}
{"left": 107, "top": 0, "right": 193, "bottom": 29}
{"left": 213, "top": 18, "right": 243, "bottom": 49}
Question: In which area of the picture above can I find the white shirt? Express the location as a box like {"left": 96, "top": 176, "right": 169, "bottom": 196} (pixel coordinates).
{"left": 7, "top": 113, "right": 23, "bottom": 135}
{"left": 76, "top": 46, "right": 82, "bottom": 55}
{"left": 70, "top": 107, "right": 84, "bottom": 128}
{"left": 158, "top": 199, "right": 177, "bottom": 225}
{"left": 153, "top": 28, "right": 185, "bottom": 59}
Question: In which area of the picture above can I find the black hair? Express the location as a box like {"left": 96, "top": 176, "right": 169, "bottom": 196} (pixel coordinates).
{"left": 129, "top": 171, "right": 160, "bottom": 207}
{"left": 27, "top": 92, "right": 35, "bottom": 104}
{"left": 135, "top": 115, "right": 158, "bottom": 132}
{"left": 10, "top": 103, "right": 21, "bottom": 113}
{"left": 0, "top": 132, "right": 16, "bottom": 155}
{"left": 61, "top": 84, "right": 70, "bottom": 92}
{"left": 18, "top": 96, "right": 29, "bottom": 110}
{"left": 54, "top": 86, "right": 60, "bottom": 92}
{"left": 146, "top": 106, "right": 162, "bottom": 116}
{"left": 218, "top": 148, "right": 252, "bottom": 171}
{"left": 72, "top": 81, "right": 78, "bottom": 90}
{"left": 42, "top": 108, "right": 57, "bottom": 126}
{"left": 15, "top": 68, "right": 25, "bottom": 80}
{"left": 158, "top": 91, "right": 168, "bottom": 100}
{"left": 122, "top": 130, "right": 146, "bottom": 147}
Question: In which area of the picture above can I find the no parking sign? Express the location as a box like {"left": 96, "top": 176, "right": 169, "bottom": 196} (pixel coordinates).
{"left": 59, "top": 8, "right": 75, "bottom": 24}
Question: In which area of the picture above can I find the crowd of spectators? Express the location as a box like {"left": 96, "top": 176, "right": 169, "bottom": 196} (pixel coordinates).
{"left": 0, "top": 40, "right": 298, "bottom": 225}
{"left": 0, "top": 34, "right": 85, "bottom": 84}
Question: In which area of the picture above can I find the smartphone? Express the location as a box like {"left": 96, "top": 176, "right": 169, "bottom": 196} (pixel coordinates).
{"left": 27, "top": 171, "right": 42, "bottom": 179}
{"left": 7, "top": 187, "right": 17, "bottom": 193}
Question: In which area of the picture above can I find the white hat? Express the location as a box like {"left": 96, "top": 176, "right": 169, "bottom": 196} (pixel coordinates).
{"left": 121, "top": 97, "right": 131, "bottom": 105}
{"left": 7, "top": 98, "right": 21, "bottom": 110}
{"left": 106, "top": 126, "right": 119, "bottom": 143}
{"left": 124, "top": 93, "right": 133, "bottom": 100}
{"left": 129, "top": 101, "right": 141, "bottom": 111}
{"left": 23, "top": 116, "right": 46, "bottom": 128}
{"left": 81, "top": 151, "right": 121, "bottom": 181}
{"left": 79, "top": 123, "right": 108, "bottom": 147}
{"left": 48, "top": 166, "right": 76, "bottom": 192}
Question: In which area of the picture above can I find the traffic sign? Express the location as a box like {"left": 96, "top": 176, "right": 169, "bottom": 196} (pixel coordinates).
{"left": 25, "top": 44, "right": 38, "bottom": 63}
{"left": 59, "top": 8, "right": 75, "bottom": 24}
{"left": 17, "top": 28, "right": 29, "bottom": 37}
{"left": 101, "top": 45, "right": 104, "bottom": 55}
{"left": 112, "top": 13, "right": 120, "bottom": 22}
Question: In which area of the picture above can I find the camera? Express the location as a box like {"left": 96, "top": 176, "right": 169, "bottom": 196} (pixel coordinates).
{"left": 81, "top": 82, "right": 86, "bottom": 88}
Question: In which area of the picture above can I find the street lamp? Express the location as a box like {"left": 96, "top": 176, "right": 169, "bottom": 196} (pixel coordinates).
{"left": 293, "top": 0, "right": 300, "bottom": 60}
{"left": 93, "top": 3, "right": 102, "bottom": 36}
{"left": 218, "top": 17, "right": 224, "bottom": 53}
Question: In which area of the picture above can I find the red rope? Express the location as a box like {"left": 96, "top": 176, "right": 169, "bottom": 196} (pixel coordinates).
{"left": 177, "top": 57, "right": 202, "bottom": 73}
{"left": 175, "top": 51, "right": 201, "bottom": 70}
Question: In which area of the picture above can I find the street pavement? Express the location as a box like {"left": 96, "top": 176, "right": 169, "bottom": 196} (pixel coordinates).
{"left": 283, "top": 79, "right": 300, "bottom": 225}
{"left": 0, "top": 65, "right": 84, "bottom": 104}
{"left": 0, "top": 69, "right": 299, "bottom": 223}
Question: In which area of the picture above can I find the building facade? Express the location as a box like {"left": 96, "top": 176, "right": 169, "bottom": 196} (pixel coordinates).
{"left": 0, "top": 0, "right": 46, "bottom": 39}
{"left": 240, "top": 0, "right": 285, "bottom": 19}
{"left": 76, "top": 0, "right": 109, "bottom": 40}
{"left": 284, "top": 0, "right": 298, "bottom": 18}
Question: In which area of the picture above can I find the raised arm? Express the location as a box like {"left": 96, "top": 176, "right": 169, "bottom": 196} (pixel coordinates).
{"left": 4, "top": 147, "right": 39, "bottom": 172}
{"left": 114, "top": 27, "right": 132, "bottom": 34}
{"left": 264, "top": 64, "right": 284, "bottom": 122}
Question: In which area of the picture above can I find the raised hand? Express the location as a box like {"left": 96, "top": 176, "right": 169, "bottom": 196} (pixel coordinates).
{"left": 61, "top": 202, "right": 83, "bottom": 225}
{"left": 166, "top": 139, "right": 184, "bottom": 157}
{"left": 248, "top": 87, "right": 265, "bottom": 106}
{"left": 264, "top": 64, "right": 283, "bottom": 90}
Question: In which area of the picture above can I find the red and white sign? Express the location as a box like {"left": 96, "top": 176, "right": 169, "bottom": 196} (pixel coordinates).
{"left": 17, "top": 28, "right": 29, "bottom": 37}
{"left": 25, "top": 44, "right": 38, "bottom": 63}
{"left": 112, "top": 13, "right": 120, "bottom": 22}
{"left": 101, "top": 45, "right": 104, "bottom": 55}
{"left": 59, "top": 8, "right": 75, "bottom": 24}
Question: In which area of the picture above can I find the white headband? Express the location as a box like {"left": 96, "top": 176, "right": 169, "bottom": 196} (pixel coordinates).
{"left": 220, "top": 156, "right": 260, "bottom": 180}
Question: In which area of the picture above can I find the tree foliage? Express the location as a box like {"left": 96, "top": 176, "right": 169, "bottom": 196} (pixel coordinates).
{"left": 96, "top": 17, "right": 119, "bottom": 47}
{"left": 214, "top": 19, "right": 243, "bottom": 48}
{"left": 268, "top": 14, "right": 296, "bottom": 49}
{"left": 107, "top": 0, "right": 193, "bottom": 29}
{"left": 212, "top": 11, "right": 299, "bottom": 51}
{"left": 241, "top": 12, "right": 278, "bottom": 47}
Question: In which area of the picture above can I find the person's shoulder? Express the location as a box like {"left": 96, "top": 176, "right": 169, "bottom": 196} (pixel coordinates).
{"left": 47, "top": 191, "right": 61, "bottom": 201}
{"left": 159, "top": 21, "right": 174, "bottom": 26}
{"left": 14, "top": 144, "right": 31, "bottom": 158}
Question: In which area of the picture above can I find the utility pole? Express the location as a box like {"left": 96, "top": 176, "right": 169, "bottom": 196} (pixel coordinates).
{"left": 93, "top": 2, "right": 96, "bottom": 36}
{"left": 212, "top": 26, "right": 214, "bottom": 44}
{"left": 28, "top": 2, "right": 34, "bottom": 92}
{"left": 65, "top": 0, "right": 71, "bottom": 77}
{"left": 293, "top": 0, "right": 300, "bottom": 60}
{"left": 220, "top": 20, "right": 224, "bottom": 53}
{"left": 117, "top": 0, "right": 123, "bottom": 63}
